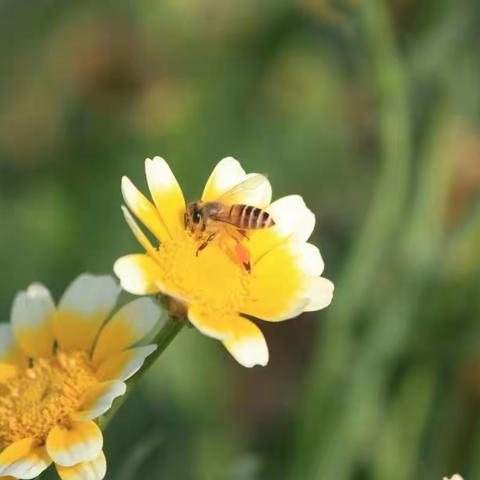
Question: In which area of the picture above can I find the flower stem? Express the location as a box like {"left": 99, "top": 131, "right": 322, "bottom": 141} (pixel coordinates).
{"left": 99, "top": 315, "right": 185, "bottom": 430}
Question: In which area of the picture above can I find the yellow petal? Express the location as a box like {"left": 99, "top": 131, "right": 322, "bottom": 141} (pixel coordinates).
{"left": 121, "top": 206, "right": 158, "bottom": 257}
{"left": 0, "top": 325, "right": 26, "bottom": 366}
{"left": 113, "top": 254, "right": 164, "bottom": 295}
{"left": 95, "top": 345, "right": 156, "bottom": 381}
{"left": 246, "top": 196, "right": 316, "bottom": 269}
{"left": 187, "top": 305, "right": 232, "bottom": 341}
{"left": 0, "top": 438, "right": 51, "bottom": 479}
{"left": 73, "top": 381, "right": 126, "bottom": 421}
{"left": 243, "top": 241, "right": 308, "bottom": 321}
{"left": 303, "top": 276, "right": 334, "bottom": 312}
{"left": 222, "top": 316, "right": 269, "bottom": 368}
{"left": 54, "top": 275, "right": 120, "bottom": 353}
{"left": 92, "top": 298, "right": 160, "bottom": 366}
{"left": 243, "top": 296, "right": 308, "bottom": 323}
{"left": 46, "top": 421, "right": 103, "bottom": 468}
{"left": 0, "top": 362, "right": 18, "bottom": 381}
{"left": 56, "top": 451, "right": 106, "bottom": 480}
{"left": 121, "top": 176, "right": 169, "bottom": 241}
{"left": 11, "top": 283, "right": 55, "bottom": 358}
{"left": 202, "top": 157, "right": 247, "bottom": 201}
{"left": 145, "top": 157, "right": 186, "bottom": 236}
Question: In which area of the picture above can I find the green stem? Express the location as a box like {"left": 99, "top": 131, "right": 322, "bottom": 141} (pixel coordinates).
{"left": 99, "top": 315, "right": 185, "bottom": 430}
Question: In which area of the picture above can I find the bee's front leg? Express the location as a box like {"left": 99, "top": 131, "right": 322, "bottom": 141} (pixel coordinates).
{"left": 237, "top": 229, "right": 250, "bottom": 240}
{"left": 196, "top": 232, "right": 216, "bottom": 256}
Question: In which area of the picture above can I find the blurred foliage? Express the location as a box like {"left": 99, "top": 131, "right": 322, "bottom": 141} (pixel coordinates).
{"left": 1, "top": 0, "right": 479, "bottom": 479}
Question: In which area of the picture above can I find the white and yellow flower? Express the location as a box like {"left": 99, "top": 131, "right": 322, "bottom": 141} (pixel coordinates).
{"left": 0, "top": 274, "right": 160, "bottom": 480}
{"left": 115, "top": 157, "right": 333, "bottom": 368}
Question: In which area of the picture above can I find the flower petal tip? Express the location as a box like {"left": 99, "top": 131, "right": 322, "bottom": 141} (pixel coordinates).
{"left": 220, "top": 156, "right": 239, "bottom": 164}
{"left": 56, "top": 451, "right": 106, "bottom": 480}
{"left": 120, "top": 175, "right": 131, "bottom": 190}
{"left": 225, "top": 336, "right": 269, "bottom": 368}
{"left": 25, "top": 283, "right": 50, "bottom": 299}
{"left": 304, "top": 277, "right": 334, "bottom": 312}
{"left": 145, "top": 155, "right": 167, "bottom": 165}
{"left": 46, "top": 421, "right": 103, "bottom": 468}
{"left": 222, "top": 317, "right": 269, "bottom": 368}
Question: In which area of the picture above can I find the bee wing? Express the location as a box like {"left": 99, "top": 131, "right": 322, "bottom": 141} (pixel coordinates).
{"left": 217, "top": 174, "right": 270, "bottom": 206}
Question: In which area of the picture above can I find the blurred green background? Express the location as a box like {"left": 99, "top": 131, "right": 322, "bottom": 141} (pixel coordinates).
{"left": 1, "top": 0, "right": 480, "bottom": 478}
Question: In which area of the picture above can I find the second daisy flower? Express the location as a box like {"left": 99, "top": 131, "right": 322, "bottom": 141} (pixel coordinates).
{"left": 0, "top": 274, "right": 160, "bottom": 479}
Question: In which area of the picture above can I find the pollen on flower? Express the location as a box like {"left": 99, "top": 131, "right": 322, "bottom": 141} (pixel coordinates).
{"left": 0, "top": 351, "right": 97, "bottom": 449}
{"left": 154, "top": 234, "right": 252, "bottom": 315}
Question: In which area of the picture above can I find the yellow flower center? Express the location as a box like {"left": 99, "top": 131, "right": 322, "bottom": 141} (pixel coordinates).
{"left": 0, "top": 351, "right": 97, "bottom": 449}
{"left": 155, "top": 233, "right": 251, "bottom": 315}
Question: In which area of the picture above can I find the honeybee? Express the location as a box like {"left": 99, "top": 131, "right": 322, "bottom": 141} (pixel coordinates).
{"left": 184, "top": 174, "right": 275, "bottom": 272}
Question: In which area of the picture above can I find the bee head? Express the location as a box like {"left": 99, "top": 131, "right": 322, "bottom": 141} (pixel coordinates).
{"left": 185, "top": 202, "right": 204, "bottom": 232}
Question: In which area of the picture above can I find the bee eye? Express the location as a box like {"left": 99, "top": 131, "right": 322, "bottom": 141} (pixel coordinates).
{"left": 193, "top": 211, "right": 202, "bottom": 223}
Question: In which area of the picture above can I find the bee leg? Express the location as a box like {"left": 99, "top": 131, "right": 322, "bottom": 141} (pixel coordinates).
{"left": 196, "top": 233, "right": 216, "bottom": 256}
{"left": 235, "top": 243, "right": 251, "bottom": 273}
{"left": 237, "top": 229, "right": 250, "bottom": 240}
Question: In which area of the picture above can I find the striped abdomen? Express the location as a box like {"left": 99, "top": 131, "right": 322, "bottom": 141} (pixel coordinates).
{"left": 229, "top": 204, "right": 275, "bottom": 230}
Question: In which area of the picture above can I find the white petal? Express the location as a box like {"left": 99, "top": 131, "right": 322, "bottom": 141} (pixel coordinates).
{"left": 289, "top": 242, "right": 325, "bottom": 276}
{"left": 56, "top": 451, "right": 106, "bottom": 480}
{"left": 95, "top": 345, "right": 157, "bottom": 381}
{"left": 113, "top": 254, "right": 164, "bottom": 296}
{"left": 303, "top": 276, "right": 334, "bottom": 312}
{"left": 223, "top": 316, "right": 269, "bottom": 368}
{"left": 121, "top": 176, "right": 169, "bottom": 241}
{"left": 121, "top": 206, "right": 158, "bottom": 257}
{"left": 145, "top": 156, "right": 186, "bottom": 235}
{"left": 267, "top": 195, "right": 315, "bottom": 241}
{"left": 55, "top": 274, "right": 120, "bottom": 352}
{"left": 202, "top": 157, "right": 246, "bottom": 201}
{"left": 58, "top": 274, "right": 119, "bottom": 320}
{"left": 46, "top": 421, "right": 103, "bottom": 467}
{"left": 11, "top": 283, "right": 55, "bottom": 357}
{"left": 0, "top": 438, "right": 51, "bottom": 479}
{"left": 73, "top": 381, "right": 127, "bottom": 421}
{"left": 92, "top": 297, "right": 160, "bottom": 366}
